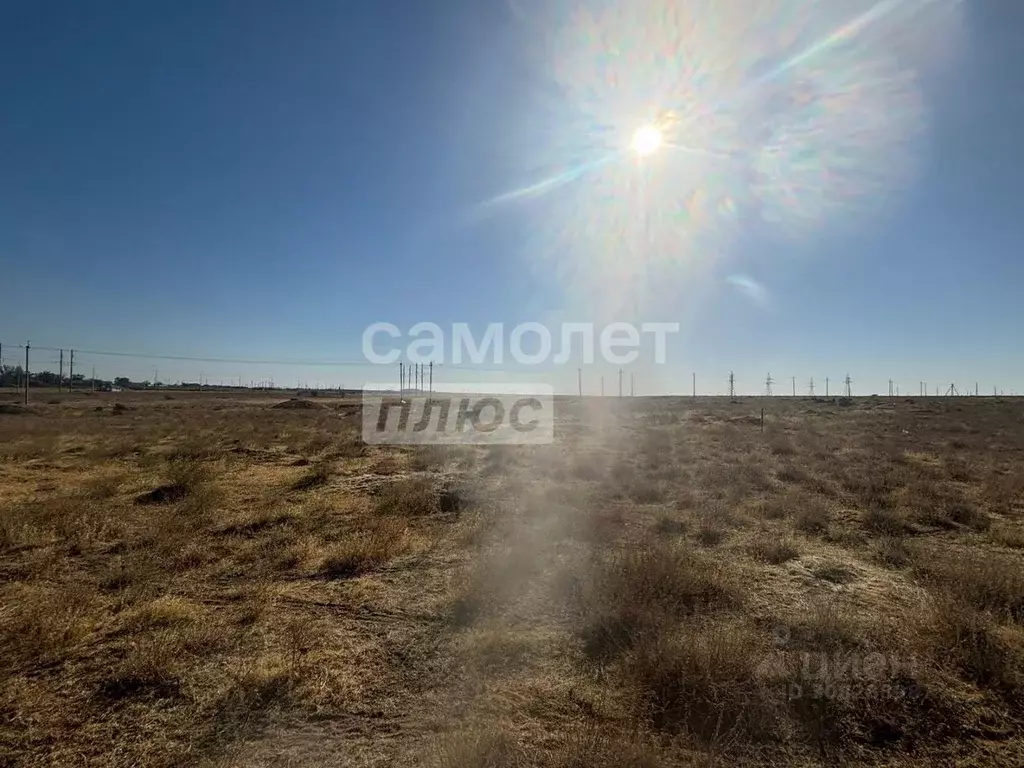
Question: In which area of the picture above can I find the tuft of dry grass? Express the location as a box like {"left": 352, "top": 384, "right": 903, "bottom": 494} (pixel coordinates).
{"left": 863, "top": 506, "right": 907, "bottom": 536}
{"left": 748, "top": 532, "right": 801, "bottom": 564}
{"left": 291, "top": 460, "right": 331, "bottom": 491}
{"left": 319, "top": 518, "right": 413, "bottom": 578}
{"left": 577, "top": 543, "right": 740, "bottom": 663}
{"left": 794, "top": 500, "right": 831, "bottom": 534}
{"left": 376, "top": 477, "right": 440, "bottom": 516}
{"left": 929, "top": 600, "right": 1023, "bottom": 700}
{"left": 625, "top": 622, "right": 780, "bottom": 743}
{"left": 914, "top": 548, "right": 1024, "bottom": 621}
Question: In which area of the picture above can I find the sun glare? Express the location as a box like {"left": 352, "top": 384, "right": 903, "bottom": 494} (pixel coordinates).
{"left": 630, "top": 124, "right": 663, "bottom": 157}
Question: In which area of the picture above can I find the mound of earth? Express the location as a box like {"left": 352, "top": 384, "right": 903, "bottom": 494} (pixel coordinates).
{"left": 135, "top": 484, "right": 187, "bottom": 505}
{"left": 272, "top": 398, "right": 322, "bottom": 410}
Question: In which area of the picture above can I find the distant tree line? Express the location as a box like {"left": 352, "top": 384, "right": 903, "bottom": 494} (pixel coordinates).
{"left": 1, "top": 366, "right": 281, "bottom": 391}
{"left": 0, "top": 365, "right": 111, "bottom": 390}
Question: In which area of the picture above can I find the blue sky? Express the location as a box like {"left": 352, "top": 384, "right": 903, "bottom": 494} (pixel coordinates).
{"left": 0, "top": 0, "right": 1020, "bottom": 395}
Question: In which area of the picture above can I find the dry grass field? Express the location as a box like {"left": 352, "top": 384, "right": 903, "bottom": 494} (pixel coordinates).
{"left": 1, "top": 389, "right": 1023, "bottom": 766}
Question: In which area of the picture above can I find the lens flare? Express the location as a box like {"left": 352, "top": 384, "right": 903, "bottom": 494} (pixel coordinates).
{"left": 487, "top": 0, "right": 963, "bottom": 315}
{"left": 631, "top": 125, "right": 663, "bottom": 157}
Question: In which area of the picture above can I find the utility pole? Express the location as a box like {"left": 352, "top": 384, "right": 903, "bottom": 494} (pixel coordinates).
{"left": 24, "top": 342, "right": 29, "bottom": 405}
{"left": 69, "top": 350, "right": 74, "bottom": 392}
{"left": 808, "top": 377, "right": 815, "bottom": 396}
{"left": 826, "top": 377, "right": 829, "bottom": 397}
{"left": 618, "top": 368, "right": 623, "bottom": 398}
{"left": 58, "top": 350, "right": 63, "bottom": 393}
{"left": 791, "top": 376, "right": 796, "bottom": 397}
{"left": 91, "top": 365, "right": 96, "bottom": 392}
{"left": 692, "top": 372, "right": 696, "bottom": 398}
{"left": 728, "top": 371, "right": 735, "bottom": 398}
{"left": 399, "top": 362, "right": 404, "bottom": 396}
{"left": 888, "top": 379, "right": 893, "bottom": 397}
{"left": 429, "top": 361, "right": 433, "bottom": 397}
{"left": 844, "top": 374, "right": 852, "bottom": 398}
{"left": 765, "top": 373, "right": 774, "bottom": 396}
{"left": 577, "top": 368, "right": 582, "bottom": 398}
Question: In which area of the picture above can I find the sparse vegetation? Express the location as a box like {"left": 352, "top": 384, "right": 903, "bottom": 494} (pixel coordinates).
{"left": 1, "top": 391, "right": 1022, "bottom": 766}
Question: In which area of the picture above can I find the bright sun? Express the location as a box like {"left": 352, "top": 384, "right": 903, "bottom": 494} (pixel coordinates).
{"left": 630, "top": 124, "right": 663, "bottom": 157}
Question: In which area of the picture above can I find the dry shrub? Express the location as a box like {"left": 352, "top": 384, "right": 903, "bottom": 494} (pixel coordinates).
{"left": 319, "top": 518, "right": 412, "bottom": 578}
{"left": 769, "top": 436, "right": 797, "bottom": 456}
{"left": 208, "top": 654, "right": 298, "bottom": 738}
{"left": 794, "top": 500, "right": 830, "bottom": 534}
{"left": 83, "top": 471, "right": 125, "bottom": 499}
{"left": 863, "top": 507, "right": 907, "bottom": 536}
{"left": 433, "top": 726, "right": 673, "bottom": 768}
{"left": 782, "top": 600, "right": 868, "bottom": 652}
{"left": 409, "top": 444, "right": 453, "bottom": 471}
{"left": 872, "top": 536, "right": 911, "bottom": 569}
{"left": 990, "top": 523, "right": 1024, "bottom": 550}
{"left": 433, "top": 727, "right": 526, "bottom": 768}
{"left": 229, "top": 581, "right": 276, "bottom": 627}
{"left": 376, "top": 477, "right": 439, "bottom": 516}
{"left": 274, "top": 535, "right": 324, "bottom": 573}
{"left": 123, "top": 595, "right": 205, "bottom": 633}
{"left": 776, "top": 464, "right": 812, "bottom": 485}
{"left": 749, "top": 532, "right": 801, "bottom": 564}
{"left": 813, "top": 561, "right": 857, "bottom": 585}
{"left": 135, "top": 456, "right": 220, "bottom": 517}
{"left": 653, "top": 514, "right": 687, "bottom": 536}
{"left": 983, "top": 467, "right": 1024, "bottom": 512}
{"left": 220, "top": 507, "right": 297, "bottom": 537}
{"left": 291, "top": 461, "right": 331, "bottom": 491}
{"left": 695, "top": 517, "right": 727, "bottom": 548}
{"left": 755, "top": 496, "right": 790, "bottom": 520}
{"left": 947, "top": 503, "right": 991, "bottom": 532}
{"left": 0, "top": 501, "right": 41, "bottom": 550}
{"left": 551, "top": 730, "right": 671, "bottom": 768}
{"left": 578, "top": 543, "right": 739, "bottom": 662}
{"left": 930, "top": 601, "right": 1023, "bottom": 699}
{"left": 785, "top": 666, "right": 954, "bottom": 756}
{"left": 1, "top": 494, "right": 123, "bottom": 553}
{"left": 99, "top": 632, "right": 184, "bottom": 701}
{"left": 915, "top": 548, "right": 1024, "bottom": 621}
{"left": 625, "top": 623, "right": 781, "bottom": 743}
{"left": 0, "top": 585, "right": 99, "bottom": 670}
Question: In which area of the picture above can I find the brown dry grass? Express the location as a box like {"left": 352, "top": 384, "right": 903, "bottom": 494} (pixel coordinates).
{"left": 1, "top": 390, "right": 1023, "bottom": 766}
